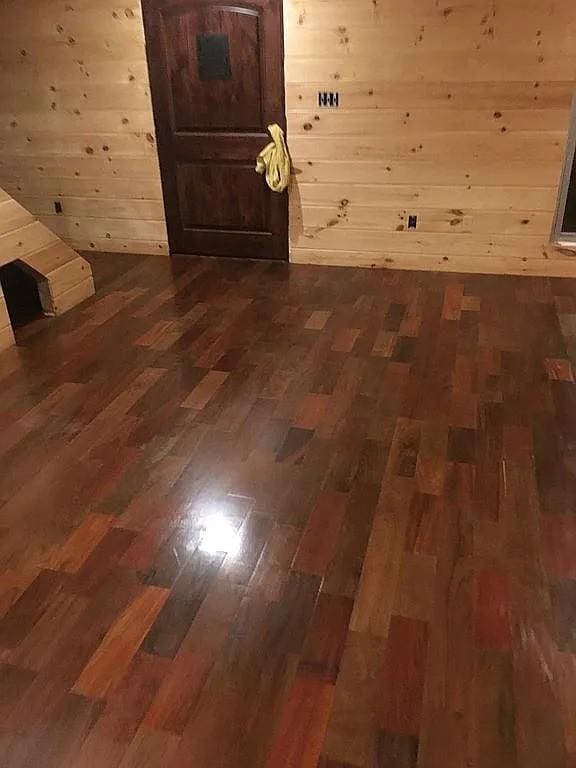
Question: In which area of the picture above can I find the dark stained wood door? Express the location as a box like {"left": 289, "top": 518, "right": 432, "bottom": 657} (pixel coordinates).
{"left": 142, "top": 0, "right": 288, "bottom": 261}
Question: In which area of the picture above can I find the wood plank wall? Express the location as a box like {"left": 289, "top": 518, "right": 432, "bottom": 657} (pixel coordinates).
{"left": 285, "top": 0, "right": 576, "bottom": 275}
{"left": 0, "top": 0, "right": 168, "bottom": 257}
{"left": 0, "top": 0, "right": 575, "bottom": 276}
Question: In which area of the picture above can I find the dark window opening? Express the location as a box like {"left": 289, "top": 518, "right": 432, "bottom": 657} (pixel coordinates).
{"left": 562, "top": 160, "right": 576, "bottom": 233}
{"left": 553, "top": 95, "right": 576, "bottom": 244}
{"left": 0, "top": 262, "right": 43, "bottom": 328}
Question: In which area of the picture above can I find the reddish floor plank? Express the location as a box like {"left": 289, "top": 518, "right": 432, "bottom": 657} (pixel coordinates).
{"left": 294, "top": 393, "right": 332, "bottom": 430}
{"left": 540, "top": 514, "right": 576, "bottom": 580}
{"left": 305, "top": 310, "right": 331, "bottom": 331}
{"left": 0, "top": 569, "right": 69, "bottom": 649}
{"left": 118, "top": 725, "right": 180, "bottom": 768}
{"left": 144, "top": 648, "right": 213, "bottom": 734}
{"left": 74, "top": 651, "right": 169, "bottom": 768}
{"left": 300, "top": 593, "right": 354, "bottom": 682}
{"left": 49, "top": 513, "right": 115, "bottom": 573}
{"left": 265, "top": 671, "right": 335, "bottom": 768}
{"left": 73, "top": 585, "right": 168, "bottom": 699}
{"left": 378, "top": 615, "right": 429, "bottom": 736}
{"left": 291, "top": 491, "right": 348, "bottom": 577}
{"left": 181, "top": 369, "right": 229, "bottom": 410}
{"left": 473, "top": 570, "right": 511, "bottom": 651}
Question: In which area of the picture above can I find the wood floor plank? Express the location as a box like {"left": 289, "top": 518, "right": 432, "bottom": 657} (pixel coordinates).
{"left": 540, "top": 514, "right": 576, "bottom": 580}
{"left": 471, "top": 650, "right": 517, "bottom": 768}
{"left": 0, "top": 664, "right": 37, "bottom": 721}
{"left": 181, "top": 370, "right": 230, "bottom": 410}
{"left": 294, "top": 393, "right": 332, "bottom": 430}
{"left": 393, "top": 552, "right": 437, "bottom": 623}
{"left": 144, "top": 647, "right": 213, "bottom": 734}
{"left": 265, "top": 671, "right": 335, "bottom": 768}
{"left": 118, "top": 725, "right": 180, "bottom": 768}
{"left": 300, "top": 592, "right": 354, "bottom": 683}
{"left": 375, "top": 731, "right": 419, "bottom": 768}
{"left": 292, "top": 491, "right": 348, "bottom": 577}
{"left": 350, "top": 480, "right": 412, "bottom": 637}
{"left": 49, "top": 513, "right": 115, "bottom": 573}
{"left": 473, "top": 570, "right": 511, "bottom": 651}
{"left": 0, "top": 569, "right": 69, "bottom": 649}
{"left": 141, "top": 550, "right": 225, "bottom": 659}
{"left": 305, "top": 310, "right": 331, "bottom": 331}
{"left": 321, "top": 630, "right": 382, "bottom": 766}
{"left": 73, "top": 585, "right": 168, "bottom": 699}
{"left": 74, "top": 651, "right": 169, "bottom": 768}
{"left": 378, "top": 615, "right": 429, "bottom": 736}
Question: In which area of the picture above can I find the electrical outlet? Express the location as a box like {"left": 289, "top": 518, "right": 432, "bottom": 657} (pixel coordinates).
{"left": 54, "top": 200, "right": 63, "bottom": 214}
{"left": 407, "top": 214, "right": 418, "bottom": 229}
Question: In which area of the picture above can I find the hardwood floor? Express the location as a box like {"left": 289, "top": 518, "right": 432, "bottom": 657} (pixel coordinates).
{"left": 0, "top": 252, "right": 575, "bottom": 767}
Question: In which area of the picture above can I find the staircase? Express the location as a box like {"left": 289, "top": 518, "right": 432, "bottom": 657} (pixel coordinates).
{"left": 0, "top": 188, "right": 94, "bottom": 351}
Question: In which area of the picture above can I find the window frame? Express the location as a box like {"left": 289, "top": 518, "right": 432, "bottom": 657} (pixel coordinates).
{"left": 552, "top": 93, "right": 576, "bottom": 248}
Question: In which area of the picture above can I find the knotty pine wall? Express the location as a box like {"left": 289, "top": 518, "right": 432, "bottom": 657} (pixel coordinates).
{"left": 0, "top": 0, "right": 575, "bottom": 275}
{"left": 0, "top": 0, "right": 168, "bottom": 256}
{"left": 285, "top": 0, "right": 576, "bottom": 276}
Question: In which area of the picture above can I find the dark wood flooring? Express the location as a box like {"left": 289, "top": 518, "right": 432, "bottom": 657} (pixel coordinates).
{"left": 0, "top": 253, "right": 575, "bottom": 767}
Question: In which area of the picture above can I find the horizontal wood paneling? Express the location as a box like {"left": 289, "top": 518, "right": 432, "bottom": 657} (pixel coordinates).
{"left": 0, "top": 157, "right": 162, "bottom": 181}
{"left": 286, "top": 55, "right": 576, "bottom": 84}
{"left": 289, "top": 108, "right": 571, "bottom": 135}
{"left": 296, "top": 183, "right": 558, "bottom": 211}
{"left": 39, "top": 216, "right": 167, "bottom": 242}
{"left": 286, "top": 0, "right": 576, "bottom": 275}
{"left": 295, "top": 228, "right": 558, "bottom": 258}
{"left": 1, "top": 0, "right": 574, "bottom": 275}
{"left": 69, "top": 237, "right": 168, "bottom": 256}
{"left": 0, "top": 110, "right": 155, "bottom": 134}
{"left": 0, "top": 131, "right": 158, "bottom": 158}
{"left": 290, "top": 248, "right": 576, "bottom": 277}
{"left": 294, "top": 206, "right": 553, "bottom": 236}
{"left": 2, "top": 177, "right": 164, "bottom": 201}
{"left": 291, "top": 133, "right": 565, "bottom": 163}
{"left": 295, "top": 160, "right": 562, "bottom": 189}
{"left": 0, "top": 0, "right": 167, "bottom": 256}
{"left": 287, "top": 81, "right": 575, "bottom": 111}
{"left": 285, "top": 0, "right": 575, "bottom": 28}
{"left": 19, "top": 197, "right": 164, "bottom": 221}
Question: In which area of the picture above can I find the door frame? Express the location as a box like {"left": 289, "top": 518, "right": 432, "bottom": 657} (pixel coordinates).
{"left": 141, "top": 0, "right": 289, "bottom": 261}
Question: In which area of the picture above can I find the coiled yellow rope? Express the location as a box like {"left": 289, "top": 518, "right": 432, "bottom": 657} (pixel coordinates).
{"left": 255, "top": 123, "right": 291, "bottom": 193}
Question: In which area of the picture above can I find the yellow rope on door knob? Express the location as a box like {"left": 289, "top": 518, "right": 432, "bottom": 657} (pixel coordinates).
{"left": 255, "top": 124, "right": 291, "bottom": 193}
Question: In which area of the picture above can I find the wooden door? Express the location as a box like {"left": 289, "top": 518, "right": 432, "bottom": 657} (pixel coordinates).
{"left": 142, "top": 0, "right": 288, "bottom": 261}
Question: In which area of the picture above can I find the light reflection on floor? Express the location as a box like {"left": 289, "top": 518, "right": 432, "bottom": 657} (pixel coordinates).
{"left": 197, "top": 512, "right": 242, "bottom": 557}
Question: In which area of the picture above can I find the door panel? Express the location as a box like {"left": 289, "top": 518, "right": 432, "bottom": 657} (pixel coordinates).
{"left": 142, "top": 0, "right": 288, "bottom": 261}
{"left": 177, "top": 163, "right": 269, "bottom": 230}
{"left": 165, "top": 7, "right": 262, "bottom": 131}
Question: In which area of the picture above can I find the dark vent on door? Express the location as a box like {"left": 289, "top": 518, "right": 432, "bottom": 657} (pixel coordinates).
{"left": 197, "top": 33, "right": 231, "bottom": 81}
